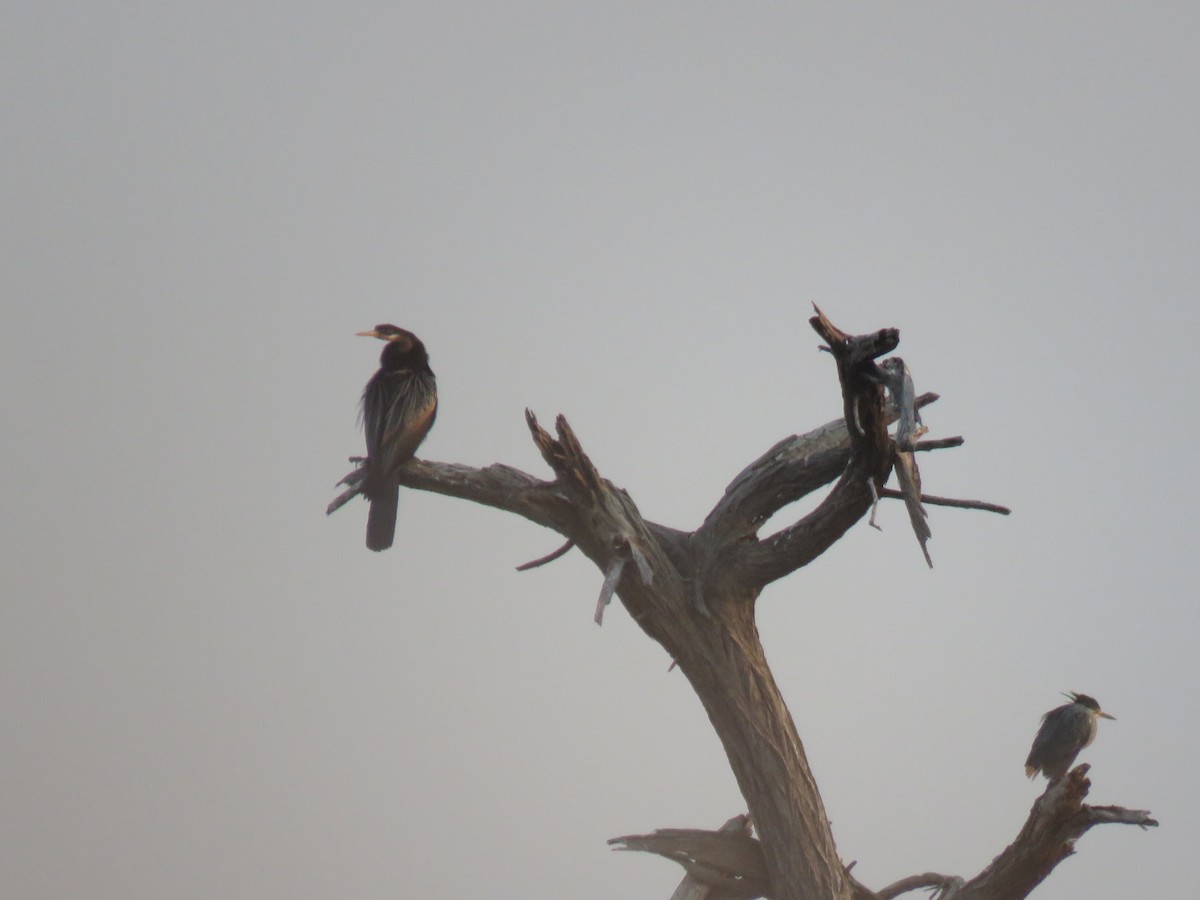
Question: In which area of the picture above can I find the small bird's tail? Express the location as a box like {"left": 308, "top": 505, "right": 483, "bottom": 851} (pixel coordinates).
{"left": 366, "top": 486, "right": 398, "bottom": 551}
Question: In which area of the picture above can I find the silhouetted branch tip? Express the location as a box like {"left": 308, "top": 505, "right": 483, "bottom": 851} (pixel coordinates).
{"left": 913, "top": 436, "right": 964, "bottom": 452}
{"left": 878, "top": 488, "right": 1011, "bottom": 516}
{"left": 515, "top": 539, "right": 575, "bottom": 571}
{"left": 1082, "top": 805, "right": 1159, "bottom": 829}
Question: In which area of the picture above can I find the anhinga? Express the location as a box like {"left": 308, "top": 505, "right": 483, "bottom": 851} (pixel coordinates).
{"left": 353, "top": 325, "right": 437, "bottom": 551}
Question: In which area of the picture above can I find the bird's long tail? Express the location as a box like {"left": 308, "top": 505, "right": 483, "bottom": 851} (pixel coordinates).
{"left": 366, "top": 486, "right": 398, "bottom": 551}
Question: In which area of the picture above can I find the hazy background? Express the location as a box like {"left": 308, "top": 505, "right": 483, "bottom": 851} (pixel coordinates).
{"left": 3, "top": 4, "right": 1195, "bottom": 898}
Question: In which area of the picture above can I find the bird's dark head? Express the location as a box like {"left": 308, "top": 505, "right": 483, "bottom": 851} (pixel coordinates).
{"left": 357, "top": 324, "right": 420, "bottom": 348}
{"left": 1065, "top": 692, "right": 1116, "bottom": 720}
{"left": 356, "top": 325, "right": 431, "bottom": 371}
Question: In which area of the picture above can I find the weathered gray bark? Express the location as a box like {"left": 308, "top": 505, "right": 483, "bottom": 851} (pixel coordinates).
{"left": 334, "top": 310, "right": 1151, "bottom": 899}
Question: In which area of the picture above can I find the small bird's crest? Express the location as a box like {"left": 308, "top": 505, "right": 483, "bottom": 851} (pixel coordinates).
{"left": 1063, "top": 692, "right": 1101, "bottom": 711}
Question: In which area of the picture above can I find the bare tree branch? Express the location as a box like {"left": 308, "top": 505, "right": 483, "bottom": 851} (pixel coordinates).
{"left": 695, "top": 392, "right": 941, "bottom": 550}
{"left": 732, "top": 309, "right": 900, "bottom": 589}
{"left": 914, "top": 436, "right": 963, "bottom": 452}
{"left": 892, "top": 448, "right": 933, "bottom": 567}
{"left": 515, "top": 538, "right": 575, "bottom": 571}
{"left": 810, "top": 304, "right": 899, "bottom": 446}
{"left": 1080, "top": 805, "right": 1158, "bottom": 828}
{"left": 948, "top": 765, "right": 1157, "bottom": 900}
{"left": 878, "top": 873, "right": 963, "bottom": 899}
{"left": 327, "top": 456, "right": 567, "bottom": 525}
{"left": 877, "top": 488, "right": 1011, "bottom": 516}
{"left": 324, "top": 458, "right": 368, "bottom": 515}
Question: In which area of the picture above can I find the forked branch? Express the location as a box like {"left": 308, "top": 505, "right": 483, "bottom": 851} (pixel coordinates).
{"left": 733, "top": 307, "right": 909, "bottom": 587}
{"left": 945, "top": 765, "right": 1156, "bottom": 900}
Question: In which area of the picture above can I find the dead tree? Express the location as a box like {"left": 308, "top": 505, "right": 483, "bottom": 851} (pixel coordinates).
{"left": 331, "top": 309, "right": 1154, "bottom": 899}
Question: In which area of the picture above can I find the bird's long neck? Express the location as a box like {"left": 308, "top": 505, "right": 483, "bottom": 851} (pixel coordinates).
{"left": 379, "top": 340, "right": 430, "bottom": 374}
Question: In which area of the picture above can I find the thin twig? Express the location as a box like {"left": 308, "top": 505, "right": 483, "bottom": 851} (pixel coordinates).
{"left": 913, "top": 436, "right": 963, "bottom": 452}
{"left": 515, "top": 539, "right": 576, "bottom": 571}
{"left": 326, "top": 460, "right": 369, "bottom": 515}
{"left": 878, "top": 872, "right": 961, "bottom": 899}
{"left": 878, "top": 487, "right": 1011, "bottom": 515}
{"left": 325, "top": 484, "right": 361, "bottom": 516}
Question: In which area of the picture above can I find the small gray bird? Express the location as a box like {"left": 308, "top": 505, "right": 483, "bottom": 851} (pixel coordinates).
{"left": 1025, "top": 692, "right": 1116, "bottom": 780}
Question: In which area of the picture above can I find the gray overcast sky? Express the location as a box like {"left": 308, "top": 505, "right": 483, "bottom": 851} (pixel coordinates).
{"left": 2, "top": 3, "right": 1196, "bottom": 898}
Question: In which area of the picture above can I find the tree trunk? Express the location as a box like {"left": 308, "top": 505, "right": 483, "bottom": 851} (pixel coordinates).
{"left": 674, "top": 598, "right": 850, "bottom": 899}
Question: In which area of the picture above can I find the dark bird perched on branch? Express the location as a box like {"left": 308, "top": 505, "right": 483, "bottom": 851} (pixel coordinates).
{"left": 339, "top": 325, "right": 438, "bottom": 552}
{"left": 1025, "top": 692, "right": 1116, "bottom": 780}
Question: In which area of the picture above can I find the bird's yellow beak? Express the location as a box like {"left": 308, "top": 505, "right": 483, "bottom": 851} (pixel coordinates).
{"left": 356, "top": 329, "right": 381, "bottom": 339}
{"left": 1098, "top": 711, "right": 1116, "bottom": 720}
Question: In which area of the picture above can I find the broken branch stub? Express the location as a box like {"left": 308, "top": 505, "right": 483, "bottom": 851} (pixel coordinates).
{"left": 522, "top": 409, "right": 683, "bottom": 628}
{"left": 610, "top": 818, "right": 770, "bottom": 900}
